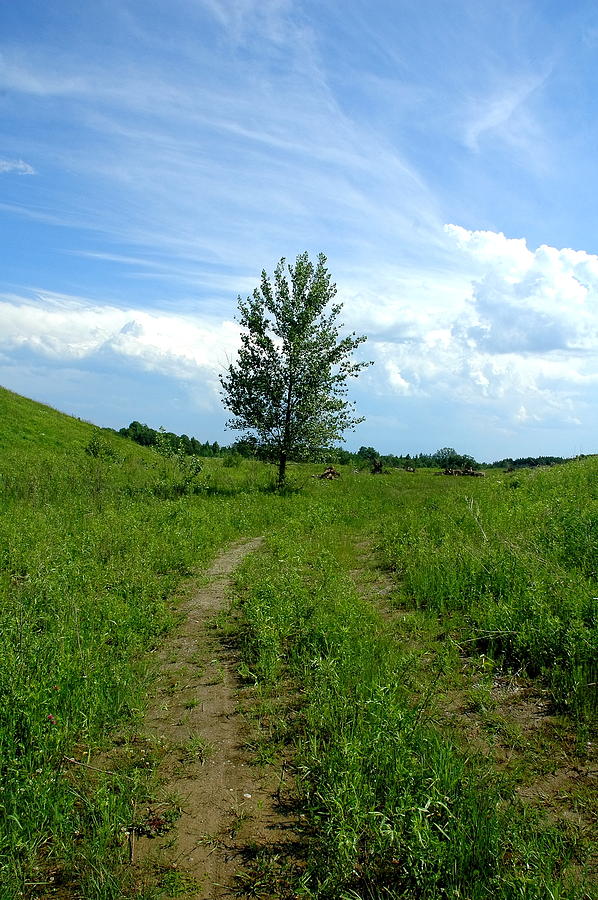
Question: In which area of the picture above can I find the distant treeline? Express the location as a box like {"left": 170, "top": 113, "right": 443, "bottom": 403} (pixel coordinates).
{"left": 488, "top": 455, "right": 566, "bottom": 469}
{"left": 116, "top": 422, "right": 569, "bottom": 470}
{"left": 346, "top": 446, "right": 478, "bottom": 469}
{"left": 335, "top": 447, "right": 569, "bottom": 470}
{"left": 118, "top": 421, "right": 224, "bottom": 457}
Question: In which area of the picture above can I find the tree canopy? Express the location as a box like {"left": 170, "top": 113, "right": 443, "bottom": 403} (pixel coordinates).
{"left": 220, "top": 252, "right": 370, "bottom": 486}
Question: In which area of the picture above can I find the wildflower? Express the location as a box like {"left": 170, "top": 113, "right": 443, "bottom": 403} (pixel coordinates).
{"left": 47, "top": 714, "right": 57, "bottom": 724}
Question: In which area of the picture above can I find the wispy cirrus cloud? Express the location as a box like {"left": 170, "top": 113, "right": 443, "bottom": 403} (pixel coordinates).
{"left": 199, "top": 0, "right": 294, "bottom": 45}
{"left": 462, "top": 73, "right": 548, "bottom": 153}
{"left": 0, "top": 158, "right": 35, "bottom": 175}
{"left": 1, "top": 1, "right": 598, "bottom": 457}
{"left": 0, "top": 5, "right": 442, "bottom": 279}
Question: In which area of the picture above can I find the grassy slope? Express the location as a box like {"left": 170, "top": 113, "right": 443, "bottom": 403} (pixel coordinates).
{"left": 0, "top": 386, "right": 108, "bottom": 453}
{"left": 0, "top": 387, "right": 595, "bottom": 898}
{"left": 0, "top": 388, "right": 284, "bottom": 898}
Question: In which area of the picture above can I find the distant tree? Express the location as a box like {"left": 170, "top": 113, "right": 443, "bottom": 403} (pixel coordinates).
{"left": 490, "top": 455, "right": 565, "bottom": 469}
{"left": 119, "top": 421, "right": 157, "bottom": 447}
{"left": 230, "top": 436, "right": 259, "bottom": 457}
{"left": 432, "top": 447, "right": 479, "bottom": 469}
{"left": 179, "top": 434, "right": 192, "bottom": 455}
{"left": 335, "top": 448, "right": 354, "bottom": 465}
{"left": 357, "top": 446, "right": 379, "bottom": 461}
{"left": 220, "top": 252, "right": 371, "bottom": 487}
{"left": 433, "top": 447, "right": 459, "bottom": 468}
{"left": 382, "top": 454, "right": 402, "bottom": 468}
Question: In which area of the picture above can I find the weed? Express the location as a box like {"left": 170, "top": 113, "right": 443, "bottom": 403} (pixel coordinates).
{"left": 231, "top": 473, "right": 596, "bottom": 898}
{"left": 467, "top": 680, "right": 496, "bottom": 715}
{"left": 133, "top": 802, "right": 182, "bottom": 838}
{"left": 180, "top": 735, "right": 212, "bottom": 764}
{"left": 157, "top": 866, "right": 202, "bottom": 896}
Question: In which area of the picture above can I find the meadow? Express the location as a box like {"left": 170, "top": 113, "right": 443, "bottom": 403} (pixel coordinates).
{"left": 0, "top": 387, "right": 595, "bottom": 898}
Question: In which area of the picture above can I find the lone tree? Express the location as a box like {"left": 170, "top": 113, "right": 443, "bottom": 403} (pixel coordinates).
{"left": 220, "top": 252, "right": 370, "bottom": 487}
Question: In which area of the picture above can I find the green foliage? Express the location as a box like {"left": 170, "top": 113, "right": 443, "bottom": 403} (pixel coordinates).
{"left": 432, "top": 446, "right": 477, "bottom": 469}
{"left": 233, "top": 493, "right": 590, "bottom": 898}
{"left": 85, "top": 428, "right": 119, "bottom": 460}
{"left": 118, "top": 419, "right": 158, "bottom": 447}
{"left": 220, "top": 251, "right": 371, "bottom": 486}
{"left": 0, "top": 386, "right": 595, "bottom": 898}
{"left": 357, "top": 445, "right": 380, "bottom": 461}
{"left": 222, "top": 451, "right": 242, "bottom": 468}
{"left": 119, "top": 420, "right": 222, "bottom": 458}
{"left": 490, "top": 455, "right": 567, "bottom": 469}
{"left": 376, "top": 461, "right": 598, "bottom": 717}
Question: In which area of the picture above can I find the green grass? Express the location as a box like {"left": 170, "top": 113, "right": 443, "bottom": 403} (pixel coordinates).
{"left": 0, "top": 389, "right": 288, "bottom": 896}
{"left": 0, "top": 387, "right": 595, "bottom": 898}
{"left": 232, "top": 481, "right": 595, "bottom": 898}
{"left": 375, "top": 464, "right": 597, "bottom": 718}
{"left": 0, "top": 386, "right": 102, "bottom": 453}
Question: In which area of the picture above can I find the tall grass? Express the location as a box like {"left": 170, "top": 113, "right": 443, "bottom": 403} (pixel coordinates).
{"left": 233, "top": 495, "right": 590, "bottom": 898}
{"left": 0, "top": 426, "right": 286, "bottom": 896}
{"left": 376, "top": 462, "right": 598, "bottom": 717}
{"left": 1, "top": 386, "right": 595, "bottom": 896}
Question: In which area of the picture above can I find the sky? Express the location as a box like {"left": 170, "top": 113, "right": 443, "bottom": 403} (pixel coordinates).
{"left": 2, "top": 0, "right": 598, "bottom": 461}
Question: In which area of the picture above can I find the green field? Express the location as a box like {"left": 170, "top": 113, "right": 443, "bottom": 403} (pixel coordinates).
{"left": 0, "top": 386, "right": 595, "bottom": 898}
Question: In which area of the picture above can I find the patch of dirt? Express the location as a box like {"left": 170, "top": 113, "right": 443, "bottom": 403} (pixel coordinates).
{"left": 432, "top": 660, "right": 597, "bottom": 843}
{"left": 131, "top": 538, "right": 299, "bottom": 898}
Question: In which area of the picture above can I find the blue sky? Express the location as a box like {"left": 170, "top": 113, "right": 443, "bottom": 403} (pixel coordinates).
{"left": 2, "top": 0, "right": 598, "bottom": 461}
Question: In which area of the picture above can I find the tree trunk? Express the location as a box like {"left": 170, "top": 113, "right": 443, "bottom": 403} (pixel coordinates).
{"left": 277, "top": 452, "right": 287, "bottom": 489}
{"left": 278, "top": 369, "right": 293, "bottom": 489}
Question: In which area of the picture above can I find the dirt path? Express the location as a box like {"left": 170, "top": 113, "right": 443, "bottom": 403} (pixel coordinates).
{"left": 132, "top": 538, "right": 294, "bottom": 898}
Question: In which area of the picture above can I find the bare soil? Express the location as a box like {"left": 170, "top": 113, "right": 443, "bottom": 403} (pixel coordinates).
{"left": 131, "top": 538, "right": 298, "bottom": 899}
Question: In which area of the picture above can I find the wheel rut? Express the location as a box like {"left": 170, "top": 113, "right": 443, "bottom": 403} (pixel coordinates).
{"left": 133, "top": 537, "right": 293, "bottom": 898}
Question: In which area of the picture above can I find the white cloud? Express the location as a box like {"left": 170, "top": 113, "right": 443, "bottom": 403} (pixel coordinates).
{"left": 445, "top": 224, "right": 532, "bottom": 277}
{"left": 199, "top": 0, "right": 293, "bottom": 46}
{"left": 2, "top": 223, "right": 598, "bottom": 455}
{"left": 451, "top": 227, "right": 598, "bottom": 354}
{"left": 3, "top": 224, "right": 598, "bottom": 440}
{"left": 463, "top": 74, "right": 546, "bottom": 153}
{"left": 0, "top": 158, "right": 35, "bottom": 175}
{"left": 0, "top": 291, "right": 240, "bottom": 387}
{"left": 367, "top": 226, "right": 598, "bottom": 432}
{"left": 385, "top": 360, "right": 412, "bottom": 395}
{"left": 0, "top": 51, "right": 86, "bottom": 96}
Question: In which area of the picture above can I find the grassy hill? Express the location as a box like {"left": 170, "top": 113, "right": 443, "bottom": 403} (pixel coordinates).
{"left": 0, "top": 386, "right": 109, "bottom": 453}
{"left": 0, "top": 387, "right": 280, "bottom": 896}
{"left": 0, "top": 386, "right": 595, "bottom": 899}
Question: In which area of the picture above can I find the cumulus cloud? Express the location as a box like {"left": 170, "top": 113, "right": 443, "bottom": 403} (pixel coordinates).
{"left": 0, "top": 291, "right": 240, "bottom": 388}
{"left": 0, "top": 158, "right": 36, "bottom": 175}
{"left": 448, "top": 226, "right": 598, "bottom": 354}
{"left": 371, "top": 225, "right": 598, "bottom": 431}
{"left": 3, "top": 225, "right": 598, "bottom": 447}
